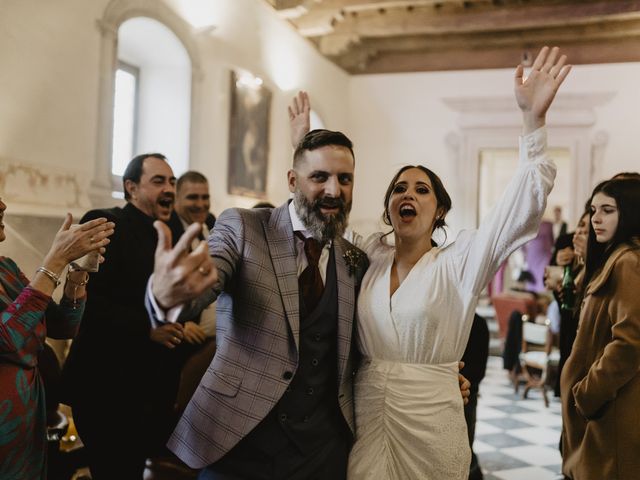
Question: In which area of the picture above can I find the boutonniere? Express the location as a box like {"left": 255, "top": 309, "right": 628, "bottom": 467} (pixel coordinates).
{"left": 343, "top": 247, "right": 366, "bottom": 277}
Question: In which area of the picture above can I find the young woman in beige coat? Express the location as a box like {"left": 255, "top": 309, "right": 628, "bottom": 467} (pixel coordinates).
{"left": 561, "top": 177, "right": 640, "bottom": 479}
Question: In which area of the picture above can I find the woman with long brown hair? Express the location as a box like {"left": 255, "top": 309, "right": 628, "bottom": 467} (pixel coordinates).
{"left": 561, "top": 177, "right": 640, "bottom": 480}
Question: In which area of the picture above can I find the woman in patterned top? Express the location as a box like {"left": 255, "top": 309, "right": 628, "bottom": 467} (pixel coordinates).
{"left": 0, "top": 197, "right": 114, "bottom": 480}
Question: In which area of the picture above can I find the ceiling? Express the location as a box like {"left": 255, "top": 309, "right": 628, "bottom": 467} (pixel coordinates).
{"left": 265, "top": 0, "right": 640, "bottom": 74}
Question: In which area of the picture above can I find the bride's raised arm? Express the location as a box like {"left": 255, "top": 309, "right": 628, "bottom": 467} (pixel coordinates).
{"left": 455, "top": 46, "right": 572, "bottom": 295}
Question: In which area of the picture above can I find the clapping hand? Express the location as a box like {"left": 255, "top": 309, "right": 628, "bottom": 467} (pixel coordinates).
{"left": 151, "top": 221, "right": 217, "bottom": 309}
{"left": 288, "top": 90, "right": 311, "bottom": 149}
{"left": 44, "top": 214, "right": 115, "bottom": 272}
{"left": 514, "top": 46, "right": 572, "bottom": 134}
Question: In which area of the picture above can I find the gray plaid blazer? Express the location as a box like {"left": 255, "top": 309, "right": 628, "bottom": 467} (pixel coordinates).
{"left": 167, "top": 202, "right": 366, "bottom": 468}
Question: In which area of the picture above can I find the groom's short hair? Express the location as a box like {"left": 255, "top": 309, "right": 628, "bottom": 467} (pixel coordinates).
{"left": 293, "top": 129, "right": 355, "bottom": 168}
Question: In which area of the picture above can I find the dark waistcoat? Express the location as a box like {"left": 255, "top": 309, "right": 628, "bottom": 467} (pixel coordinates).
{"left": 221, "top": 246, "right": 347, "bottom": 460}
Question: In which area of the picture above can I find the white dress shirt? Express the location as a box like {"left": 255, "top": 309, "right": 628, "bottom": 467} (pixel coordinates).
{"left": 289, "top": 201, "right": 332, "bottom": 285}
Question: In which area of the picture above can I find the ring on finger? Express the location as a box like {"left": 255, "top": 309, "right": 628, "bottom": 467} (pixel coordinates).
{"left": 198, "top": 266, "right": 210, "bottom": 275}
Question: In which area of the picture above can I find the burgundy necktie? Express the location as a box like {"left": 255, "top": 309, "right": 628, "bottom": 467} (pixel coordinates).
{"left": 296, "top": 232, "right": 325, "bottom": 312}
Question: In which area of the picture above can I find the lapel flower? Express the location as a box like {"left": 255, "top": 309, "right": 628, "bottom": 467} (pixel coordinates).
{"left": 343, "top": 247, "right": 367, "bottom": 277}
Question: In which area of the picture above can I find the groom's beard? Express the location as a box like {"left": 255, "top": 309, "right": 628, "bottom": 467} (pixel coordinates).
{"left": 294, "top": 190, "right": 351, "bottom": 243}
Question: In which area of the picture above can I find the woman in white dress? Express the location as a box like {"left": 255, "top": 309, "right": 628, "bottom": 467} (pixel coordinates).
{"left": 346, "top": 46, "right": 571, "bottom": 480}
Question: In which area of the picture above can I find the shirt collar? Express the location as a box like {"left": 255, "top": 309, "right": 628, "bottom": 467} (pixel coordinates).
{"left": 289, "top": 200, "right": 309, "bottom": 237}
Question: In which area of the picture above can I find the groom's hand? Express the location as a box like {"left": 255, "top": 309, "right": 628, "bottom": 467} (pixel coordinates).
{"left": 458, "top": 361, "right": 471, "bottom": 406}
{"left": 152, "top": 221, "right": 217, "bottom": 309}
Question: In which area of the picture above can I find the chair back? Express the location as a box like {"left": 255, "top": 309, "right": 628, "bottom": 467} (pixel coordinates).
{"left": 491, "top": 292, "right": 538, "bottom": 338}
{"left": 522, "top": 321, "right": 548, "bottom": 347}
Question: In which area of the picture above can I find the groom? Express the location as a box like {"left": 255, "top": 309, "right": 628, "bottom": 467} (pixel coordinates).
{"left": 150, "top": 128, "right": 368, "bottom": 479}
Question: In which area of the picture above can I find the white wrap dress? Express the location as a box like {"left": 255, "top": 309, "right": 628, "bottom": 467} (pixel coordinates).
{"left": 347, "top": 127, "right": 555, "bottom": 479}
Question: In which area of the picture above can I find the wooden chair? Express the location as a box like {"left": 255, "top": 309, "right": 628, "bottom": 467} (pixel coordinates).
{"left": 518, "top": 317, "right": 560, "bottom": 407}
{"left": 491, "top": 291, "right": 538, "bottom": 338}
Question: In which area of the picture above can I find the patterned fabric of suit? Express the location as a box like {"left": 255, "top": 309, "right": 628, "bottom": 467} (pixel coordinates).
{"left": 0, "top": 257, "right": 84, "bottom": 480}
{"left": 166, "top": 202, "right": 367, "bottom": 469}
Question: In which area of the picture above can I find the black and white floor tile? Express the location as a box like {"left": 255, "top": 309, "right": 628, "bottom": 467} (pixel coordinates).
{"left": 475, "top": 356, "right": 563, "bottom": 480}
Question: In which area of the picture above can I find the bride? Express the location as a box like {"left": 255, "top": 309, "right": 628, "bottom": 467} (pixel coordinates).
{"left": 290, "top": 46, "right": 571, "bottom": 479}
{"left": 349, "top": 46, "right": 570, "bottom": 479}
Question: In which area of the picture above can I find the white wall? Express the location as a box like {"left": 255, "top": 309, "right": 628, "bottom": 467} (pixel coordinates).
{"left": 347, "top": 62, "right": 640, "bottom": 237}
{"left": 0, "top": 0, "right": 109, "bottom": 217}
{"left": 0, "top": 0, "right": 350, "bottom": 218}
{"left": 0, "top": 0, "right": 350, "bottom": 277}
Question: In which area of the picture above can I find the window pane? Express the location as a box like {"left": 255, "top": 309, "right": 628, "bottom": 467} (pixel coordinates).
{"left": 111, "top": 68, "right": 137, "bottom": 176}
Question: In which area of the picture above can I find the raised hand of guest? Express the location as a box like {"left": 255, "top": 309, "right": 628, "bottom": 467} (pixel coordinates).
{"left": 151, "top": 221, "right": 217, "bottom": 309}
{"left": 556, "top": 246, "right": 575, "bottom": 266}
{"left": 514, "top": 46, "right": 572, "bottom": 134}
{"left": 150, "top": 322, "right": 184, "bottom": 349}
{"left": 32, "top": 213, "right": 114, "bottom": 296}
{"left": 43, "top": 214, "right": 114, "bottom": 272}
{"left": 288, "top": 90, "right": 311, "bottom": 148}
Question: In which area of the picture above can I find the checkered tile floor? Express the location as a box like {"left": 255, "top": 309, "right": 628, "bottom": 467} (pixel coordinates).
{"left": 475, "top": 356, "right": 563, "bottom": 480}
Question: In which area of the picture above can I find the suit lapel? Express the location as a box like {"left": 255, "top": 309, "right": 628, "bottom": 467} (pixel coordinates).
{"left": 333, "top": 237, "right": 356, "bottom": 385}
{"left": 265, "top": 203, "right": 301, "bottom": 350}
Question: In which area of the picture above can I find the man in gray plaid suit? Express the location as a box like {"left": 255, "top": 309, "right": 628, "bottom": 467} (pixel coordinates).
{"left": 148, "top": 127, "right": 367, "bottom": 479}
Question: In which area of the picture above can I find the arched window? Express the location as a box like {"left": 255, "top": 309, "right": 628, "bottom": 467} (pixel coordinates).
{"left": 93, "top": 1, "right": 203, "bottom": 206}
{"left": 110, "top": 17, "right": 191, "bottom": 196}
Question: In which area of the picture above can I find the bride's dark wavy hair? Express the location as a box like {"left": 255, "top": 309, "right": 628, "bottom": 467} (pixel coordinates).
{"left": 382, "top": 165, "right": 452, "bottom": 247}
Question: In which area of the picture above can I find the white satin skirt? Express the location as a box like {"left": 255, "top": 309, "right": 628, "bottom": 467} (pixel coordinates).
{"left": 347, "top": 359, "right": 471, "bottom": 480}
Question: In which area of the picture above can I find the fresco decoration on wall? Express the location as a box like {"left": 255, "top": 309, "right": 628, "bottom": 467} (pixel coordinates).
{"left": 227, "top": 70, "right": 272, "bottom": 198}
{"left": 0, "top": 159, "right": 89, "bottom": 209}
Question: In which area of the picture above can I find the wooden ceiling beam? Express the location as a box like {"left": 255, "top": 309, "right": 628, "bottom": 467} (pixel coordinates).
{"left": 285, "top": 0, "right": 484, "bottom": 32}
{"left": 267, "top": 0, "right": 307, "bottom": 10}
{"left": 356, "top": 18, "right": 640, "bottom": 51}
{"left": 264, "top": 0, "right": 640, "bottom": 74}
{"left": 293, "top": 0, "right": 640, "bottom": 38}
{"left": 343, "top": 37, "right": 640, "bottom": 73}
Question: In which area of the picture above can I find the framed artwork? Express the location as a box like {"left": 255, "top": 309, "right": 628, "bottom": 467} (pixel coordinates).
{"left": 227, "top": 70, "right": 272, "bottom": 198}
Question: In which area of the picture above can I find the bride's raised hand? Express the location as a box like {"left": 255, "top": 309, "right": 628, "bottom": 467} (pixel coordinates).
{"left": 515, "top": 46, "right": 572, "bottom": 134}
